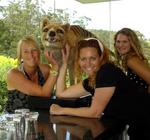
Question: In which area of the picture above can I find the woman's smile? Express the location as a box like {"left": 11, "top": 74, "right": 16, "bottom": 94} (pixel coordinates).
{"left": 79, "top": 47, "right": 101, "bottom": 76}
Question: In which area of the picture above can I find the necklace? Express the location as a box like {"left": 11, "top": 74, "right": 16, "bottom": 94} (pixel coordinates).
{"left": 23, "top": 67, "right": 39, "bottom": 81}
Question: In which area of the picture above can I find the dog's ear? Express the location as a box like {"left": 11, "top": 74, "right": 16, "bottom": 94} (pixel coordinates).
{"left": 41, "top": 18, "right": 50, "bottom": 30}
{"left": 62, "top": 23, "right": 70, "bottom": 32}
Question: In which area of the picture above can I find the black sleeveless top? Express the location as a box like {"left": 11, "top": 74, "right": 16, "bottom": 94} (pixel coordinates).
{"left": 127, "top": 68, "right": 149, "bottom": 92}
{"left": 5, "top": 65, "right": 45, "bottom": 113}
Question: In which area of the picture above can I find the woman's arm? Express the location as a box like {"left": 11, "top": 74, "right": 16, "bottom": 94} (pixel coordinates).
{"left": 56, "top": 45, "right": 88, "bottom": 98}
{"left": 127, "top": 56, "right": 150, "bottom": 85}
{"left": 55, "top": 46, "right": 68, "bottom": 98}
{"left": 7, "top": 67, "right": 58, "bottom": 97}
{"left": 57, "top": 81, "right": 88, "bottom": 98}
{"left": 56, "top": 63, "right": 87, "bottom": 98}
{"left": 50, "top": 86, "right": 115, "bottom": 118}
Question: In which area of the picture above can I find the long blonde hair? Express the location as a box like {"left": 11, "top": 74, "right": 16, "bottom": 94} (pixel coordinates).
{"left": 114, "top": 28, "right": 148, "bottom": 70}
{"left": 17, "top": 36, "right": 40, "bottom": 65}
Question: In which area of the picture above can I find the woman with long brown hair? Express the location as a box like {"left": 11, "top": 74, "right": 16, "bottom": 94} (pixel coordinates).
{"left": 114, "top": 28, "right": 150, "bottom": 93}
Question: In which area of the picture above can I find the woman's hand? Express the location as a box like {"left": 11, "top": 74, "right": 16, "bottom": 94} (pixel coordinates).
{"left": 44, "top": 50, "right": 59, "bottom": 71}
{"left": 50, "top": 104, "right": 63, "bottom": 115}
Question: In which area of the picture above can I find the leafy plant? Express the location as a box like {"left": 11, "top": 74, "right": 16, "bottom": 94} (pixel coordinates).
{"left": 0, "top": 55, "right": 17, "bottom": 112}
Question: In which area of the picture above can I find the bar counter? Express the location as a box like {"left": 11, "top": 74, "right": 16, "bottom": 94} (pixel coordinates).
{"left": 28, "top": 96, "right": 126, "bottom": 140}
{"left": 0, "top": 96, "right": 126, "bottom": 140}
{"left": 36, "top": 110, "right": 125, "bottom": 140}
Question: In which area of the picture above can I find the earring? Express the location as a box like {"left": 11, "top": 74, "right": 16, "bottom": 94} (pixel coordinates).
{"left": 21, "top": 59, "right": 23, "bottom": 63}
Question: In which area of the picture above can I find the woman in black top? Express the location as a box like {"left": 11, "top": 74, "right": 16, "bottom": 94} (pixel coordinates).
{"left": 50, "top": 37, "right": 150, "bottom": 121}
{"left": 49, "top": 38, "right": 150, "bottom": 139}
{"left": 114, "top": 28, "right": 150, "bottom": 93}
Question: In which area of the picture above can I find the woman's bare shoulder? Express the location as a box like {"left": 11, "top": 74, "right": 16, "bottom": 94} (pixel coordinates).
{"left": 7, "top": 67, "right": 20, "bottom": 75}
{"left": 7, "top": 67, "right": 24, "bottom": 80}
{"left": 7, "top": 67, "right": 25, "bottom": 90}
{"left": 128, "top": 55, "right": 148, "bottom": 66}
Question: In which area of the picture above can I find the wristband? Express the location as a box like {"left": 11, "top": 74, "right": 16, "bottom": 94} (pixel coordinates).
{"left": 50, "top": 70, "right": 59, "bottom": 77}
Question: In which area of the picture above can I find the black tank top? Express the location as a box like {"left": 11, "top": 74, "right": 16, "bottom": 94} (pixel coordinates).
{"left": 5, "top": 64, "right": 45, "bottom": 113}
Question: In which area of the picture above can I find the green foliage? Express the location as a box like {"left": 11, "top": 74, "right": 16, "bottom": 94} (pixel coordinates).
{"left": 0, "top": 0, "right": 91, "bottom": 59}
{"left": 90, "top": 29, "right": 116, "bottom": 50}
{"left": 0, "top": 56, "right": 17, "bottom": 81}
{"left": 0, "top": 55, "right": 17, "bottom": 112}
{"left": 0, "top": 0, "right": 44, "bottom": 57}
{"left": 0, "top": 81, "right": 7, "bottom": 112}
{"left": 0, "top": 20, "right": 13, "bottom": 56}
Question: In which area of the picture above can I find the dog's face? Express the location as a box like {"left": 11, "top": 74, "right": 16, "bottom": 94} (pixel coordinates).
{"left": 41, "top": 18, "right": 70, "bottom": 50}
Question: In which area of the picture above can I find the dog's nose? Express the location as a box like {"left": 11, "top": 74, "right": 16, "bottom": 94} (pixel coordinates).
{"left": 49, "top": 31, "right": 56, "bottom": 37}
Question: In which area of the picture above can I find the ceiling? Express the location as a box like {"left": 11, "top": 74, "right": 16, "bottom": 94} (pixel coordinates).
{"left": 75, "top": 0, "right": 118, "bottom": 4}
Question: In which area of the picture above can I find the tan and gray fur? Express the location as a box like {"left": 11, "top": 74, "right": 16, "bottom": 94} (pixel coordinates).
{"left": 41, "top": 18, "right": 97, "bottom": 85}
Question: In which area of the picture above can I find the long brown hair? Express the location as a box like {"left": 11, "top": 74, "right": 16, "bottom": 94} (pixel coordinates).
{"left": 114, "top": 28, "right": 148, "bottom": 70}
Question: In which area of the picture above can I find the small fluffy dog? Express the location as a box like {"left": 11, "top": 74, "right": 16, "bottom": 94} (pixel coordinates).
{"left": 41, "top": 18, "right": 96, "bottom": 85}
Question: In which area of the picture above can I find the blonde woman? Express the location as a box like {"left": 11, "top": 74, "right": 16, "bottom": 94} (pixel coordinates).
{"left": 5, "top": 36, "right": 59, "bottom": 112}
{"left": 114, "top": 28, "right": 150, "bottom": 93}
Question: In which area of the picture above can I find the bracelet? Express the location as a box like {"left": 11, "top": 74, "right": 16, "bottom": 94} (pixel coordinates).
{"left": 50, "top": 70, "right": 59, "bottom": 77}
